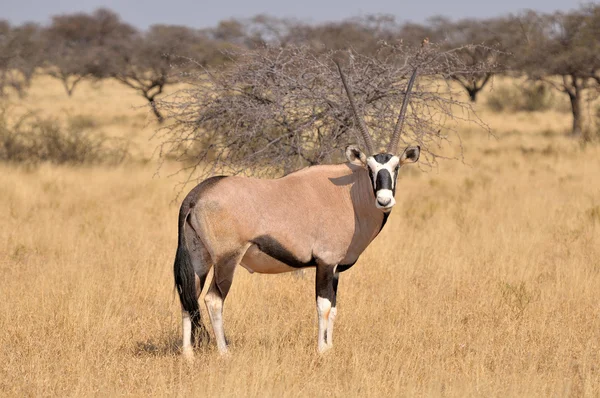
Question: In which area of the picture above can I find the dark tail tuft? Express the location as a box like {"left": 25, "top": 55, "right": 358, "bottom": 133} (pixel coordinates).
{"left": 174, "top": 209, "right": 200, "bottom": 326}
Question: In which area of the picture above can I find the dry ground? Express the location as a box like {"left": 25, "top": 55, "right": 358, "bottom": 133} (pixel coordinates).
{"left": 1, "top": 77, "right": 600, "bottom": 396}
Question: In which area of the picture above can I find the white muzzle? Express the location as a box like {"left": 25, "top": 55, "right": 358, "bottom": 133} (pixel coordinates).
{"left": 376, "top": 189, "right": 396, "bottom": 210}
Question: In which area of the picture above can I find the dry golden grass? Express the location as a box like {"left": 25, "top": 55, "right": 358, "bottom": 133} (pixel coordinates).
{"left": 1, "top": 76, "right": 600, "bottom": 397}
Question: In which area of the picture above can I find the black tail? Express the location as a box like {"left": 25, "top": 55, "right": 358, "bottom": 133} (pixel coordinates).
{"left": 174, "top": 207, "right": 201, "bottom": 328}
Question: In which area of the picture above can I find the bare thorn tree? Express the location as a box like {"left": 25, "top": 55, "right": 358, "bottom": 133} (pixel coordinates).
{"left": 110, "top": 25, "right": 208, "bottom": 123}
{"left": 157, "top": 42, "right": 494, "bottom": 182}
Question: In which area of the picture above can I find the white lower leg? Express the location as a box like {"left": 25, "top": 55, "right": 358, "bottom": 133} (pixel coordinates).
{"left": 182, "top": 310, "right": 194, "bottom": 359}
{"left": 205, "top": 292, "right": 228, "bottom": 354}
{"left": 326, "top": 306, "right": 337, "bottom": 348}
{"left": 316, "top": 297, "right": 332, "bottom": 353}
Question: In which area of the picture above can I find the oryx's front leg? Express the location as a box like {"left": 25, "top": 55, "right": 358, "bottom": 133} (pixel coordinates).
{"left": 327, "top": 272, "right": 339, "bottom": 348}
{"left": 315, "top": 262, "right": 337, "bottom": 353}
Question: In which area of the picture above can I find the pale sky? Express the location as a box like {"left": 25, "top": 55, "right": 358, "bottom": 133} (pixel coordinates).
{"left": 0, "top": 0, "right": 587, "bottom": 28}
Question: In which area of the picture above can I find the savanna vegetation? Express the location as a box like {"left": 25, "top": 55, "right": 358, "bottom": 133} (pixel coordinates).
{"left": 1, "top": 5, "right": 600, "bottom": 397}
{"left": 1, "top": 72, "right": 599, "bottom": 398}
{"left": 2, "top": 5, "right": 600, "bottom": 139}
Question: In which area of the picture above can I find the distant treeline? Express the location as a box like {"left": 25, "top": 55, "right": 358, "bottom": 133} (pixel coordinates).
{"left": 0, "top": 6, "right": 599, "bottom": 138}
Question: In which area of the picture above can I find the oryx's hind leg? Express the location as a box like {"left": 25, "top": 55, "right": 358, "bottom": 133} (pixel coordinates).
{"left": 315, "top": 261, "right": 338, "bottom": 354}
{"left": 205, "top": 248, "right": 247, "bottom": 355}
{"left": 181, "top": 224, "right": 213, "bottom": 358}
{"left": 187, "top": 226, "right": 214, "bottom": 344}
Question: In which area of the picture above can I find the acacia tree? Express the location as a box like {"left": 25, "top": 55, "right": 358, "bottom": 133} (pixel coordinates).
{"left": 514, "top": 6, "right": 600, "bottom": 140}
{"left": 43, "top": 8, "right": 136, "bottom": 96}
{"left": 209, "top": 15, "right": 298, "bottom": 48}
{"left": 0, "top": 20, "right": 19, "bottom": 98}
{"left": 282, "top": 15, "right": 399, "bottom": 56}
{"left": 109, "top": 24, "right": 208, "bottom": 122}
{"left": 0, "top": 21, "right": 42, "bottom": 98}
{"left": 431, "top": 17, "right": 506, "bottom": 102}
{"left": 157, "top": 42, "right": 494, "bottom": 180}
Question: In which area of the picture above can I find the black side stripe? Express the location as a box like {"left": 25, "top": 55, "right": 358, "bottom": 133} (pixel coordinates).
{"left": 251, "top": 235, "right": 317, "bottom": 268}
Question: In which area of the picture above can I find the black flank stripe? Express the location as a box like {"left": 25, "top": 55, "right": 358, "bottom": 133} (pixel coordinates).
{"left": 251, "top": 235, "right": 317, "bottom": 268}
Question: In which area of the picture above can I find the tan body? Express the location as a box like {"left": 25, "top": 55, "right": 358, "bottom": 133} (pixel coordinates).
{"left": 189, "top": 163, "right": 385, "bottom": 275}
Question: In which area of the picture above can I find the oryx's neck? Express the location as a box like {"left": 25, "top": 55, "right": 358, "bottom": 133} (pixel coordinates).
{"left": 284, "top": 162, "right": 387, "bottom": 234}
{"left": 310, "top": 163, "right": 388, "bottom": 263}
{"left": 343, "top": 164, "right": 389, "bottom": 239}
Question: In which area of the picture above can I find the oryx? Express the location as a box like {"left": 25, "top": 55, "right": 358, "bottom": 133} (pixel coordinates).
{"left": 174, "top": 62, "right": 421, "bottom": 358}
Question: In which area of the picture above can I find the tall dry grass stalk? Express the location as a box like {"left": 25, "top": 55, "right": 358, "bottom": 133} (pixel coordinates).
{"left": 0, "top": 76, "right": 599, "bottom": 396}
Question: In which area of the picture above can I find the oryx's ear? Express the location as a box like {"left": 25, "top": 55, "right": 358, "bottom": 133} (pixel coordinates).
{"left": 400, "top": 145, "right": 420, "bottom": 165}
{"left": 345, "top": 145, "right": 367, "bottom": 166}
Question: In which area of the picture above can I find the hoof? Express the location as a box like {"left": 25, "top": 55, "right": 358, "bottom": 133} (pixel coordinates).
{"left": 317, "top": 344, "right": 333, "bottom": 355}
{"left": 218, "top": 347, "right": 231, "bottom": 358}
{"left": 182, "top": 347, "right": 195, "bottom": 362}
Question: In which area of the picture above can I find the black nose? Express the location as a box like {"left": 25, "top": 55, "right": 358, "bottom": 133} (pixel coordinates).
{"left": 377, "top": 197, "right": 391, "bottom": 206}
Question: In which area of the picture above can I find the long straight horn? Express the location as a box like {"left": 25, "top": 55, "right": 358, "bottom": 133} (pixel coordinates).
{"left": 387, "top": 67, "right": 419, "bottom": 153}
{"left": 335, "top": 61, "right": 375, "bottom": 155}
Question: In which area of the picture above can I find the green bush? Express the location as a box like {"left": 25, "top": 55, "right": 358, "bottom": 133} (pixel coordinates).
{"left": 487, "top": 82, "right": 554, "bottom": 113}
{"left": 486, "top": 86, "right": 516, "bottom": 112}
{"left": 520, "top": 83, "right": 554, "bottom": 112}
{"left": 0, "top": 111, "right": 128, "bottom": 165}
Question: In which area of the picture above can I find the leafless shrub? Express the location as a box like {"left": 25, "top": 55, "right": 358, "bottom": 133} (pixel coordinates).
{"left": 157, "top": 42, "right": 494, "bottom": 180}
{"left": 0, "top": 109, "right": 128, "bottom": 165}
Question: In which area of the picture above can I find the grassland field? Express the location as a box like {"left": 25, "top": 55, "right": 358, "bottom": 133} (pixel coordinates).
{"left": 1, "top": 76, "right": 600, "bottom": 396}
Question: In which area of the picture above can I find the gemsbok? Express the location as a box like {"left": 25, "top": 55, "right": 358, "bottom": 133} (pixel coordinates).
{"left": 174, "top": 61, "right": 421, "bottom": 358}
